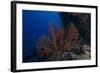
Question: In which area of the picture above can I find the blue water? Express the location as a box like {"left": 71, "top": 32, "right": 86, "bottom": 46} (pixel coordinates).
{"left": 23, "top": 10, "right": 63, "bottom": 62}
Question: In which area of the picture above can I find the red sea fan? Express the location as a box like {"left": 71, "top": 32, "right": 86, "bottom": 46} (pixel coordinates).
{"left": 36, "top": 22, "right": 80, "bottom": 58}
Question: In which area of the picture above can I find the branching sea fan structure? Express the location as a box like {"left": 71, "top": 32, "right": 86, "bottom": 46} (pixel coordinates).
{"left": 36, "top": 22, "right": 91, "bottom": 61}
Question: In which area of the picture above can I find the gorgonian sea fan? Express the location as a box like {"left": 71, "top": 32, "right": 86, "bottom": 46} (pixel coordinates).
{"left": 36, "top": 22, "right": 80, "bottom": 58}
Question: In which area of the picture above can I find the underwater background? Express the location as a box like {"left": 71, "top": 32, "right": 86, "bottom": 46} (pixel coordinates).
{"left": 23, "top": 10, "right": 91, "bottom": 63}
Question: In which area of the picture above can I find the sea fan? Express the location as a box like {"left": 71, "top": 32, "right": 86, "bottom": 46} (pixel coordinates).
{"left": 36, "top": 22, "right": 80, "bottom": 61}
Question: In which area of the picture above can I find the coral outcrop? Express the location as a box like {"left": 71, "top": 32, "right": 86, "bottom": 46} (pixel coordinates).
{"left": 36, "top": 22, "right": 90, "bottom": 61}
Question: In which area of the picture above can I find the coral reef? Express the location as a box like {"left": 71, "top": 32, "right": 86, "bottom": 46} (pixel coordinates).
{"left": 23, "top": 12, "right": 91, "bottom": 63}
{"left": 36, "top": 22, "right": 91, "bottom": 61}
